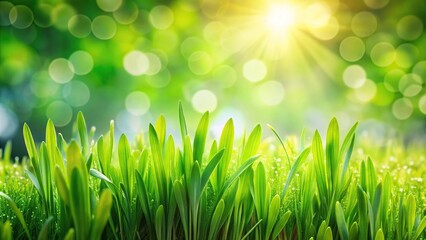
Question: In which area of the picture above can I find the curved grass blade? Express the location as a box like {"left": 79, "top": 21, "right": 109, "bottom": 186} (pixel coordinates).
{"left": 0, "top": 192, "right": 32, "bottom": 240}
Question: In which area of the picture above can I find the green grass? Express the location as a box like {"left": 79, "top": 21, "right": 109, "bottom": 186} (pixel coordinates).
{"left": 0, "top": 105, "right": 425, "bottom": 239}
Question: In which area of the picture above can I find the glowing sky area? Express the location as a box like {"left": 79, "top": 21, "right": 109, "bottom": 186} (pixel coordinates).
{"left": 0, "top": 0, "right": 425, "bottom": 155}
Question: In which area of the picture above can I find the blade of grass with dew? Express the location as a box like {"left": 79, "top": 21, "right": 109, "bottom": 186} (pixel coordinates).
{"left": 0, "top": 192, "right": 32, "bottom": 240}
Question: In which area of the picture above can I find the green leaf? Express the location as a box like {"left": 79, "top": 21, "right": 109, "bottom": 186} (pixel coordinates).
{"left": 324, "top": 227, "right": 333, "bottom": 240}
{"left": 179, "top": 102, "right": 188, "bottom": 143}
{"left": 218, "top": 154, "right": 259, "bottom": 200}
{"left": 193, "top": 111, "right": 209, "bottom": 165}
{"left": 372, "top": 182, "right": 382, "bottom": 229}
{"left": 1, "top": 221, "right": 12, "bottom": 240}
{"left": 241, "top": 124, "right": 262, "bottom": 162}
{"left": 55, "top": 166, "right": 70, "bottom": 205}
{"left": 173, "top": 180, "right": 189, "bottom": 240}
{"left": 405, "top": 194, "right": 416, "bottom": 238}
{"left": 155, "top": 115, "right": 167, "bottom": 147}
{"left": 77, "top": 111, "right": 88, "bottom": 156}
{"left": 69, "top": 168, "right": 90, "bottom": 240}
{"left": 357, "top": 185, "right": 368, "bottom": 240}
{"left": 217, "top": 118, "right": 234, "bottom": 190}
{"left": 414, "top": 216, "right": 426, "bottom": 240}
{"left": 3, "top": 140, "right": 11, "bottom": 162}
{"left": 66, "top": 141, "right": 84, "bottom": 179}
{"left": 265, "top": 195, "right": 280, "bottom": 239}
{"left": 374, "top": 228, "right": 384, "bottom": 240}
{"left": 253, "top": 161, "right": 267, "bottom": 220}
{"left": 349, "top": 222, "right": 359, "bottom": 240}
{"left": 271, "top": 210, "right": 291, "bottom": 240}
{"left": 317, "top": 220, "right": 327, "bottom": 240}
{"left": 135, "top": 171, "right": 154, "bottom": 236}
{"left": 335, "top": 201, "right": 349, "bottom": 240}
{"left": 242, "top": 219, "right": 263, "bottom": 240}
{"left": 118, "top": 134, "right": 132, "bottom": 196}
{"left": 45, "top": 119, "right": 57, "bottom": 163}
{"left": 64, "top": 229, "right": 75, "bottom": 240}
{"left": 0, "top": 192, "right": 32, "bottom": 240}
{"left": 90, "top": 189, "right": 113, "bottom": 240}
{"left": 26, "top": 169, "right": 42, "bottom": 197}
{"left": 268, "top": 124, "right": 290, "bottom": 165}
{"left": 312, "top": 130, "right": 328, "bottom": 201}
{"left": 200, "top": 149, "right": 224, "bottom": 192}
{"left": 208, "top": 199, "right": 225, "bottom": 240}
{"left": 37, "top": 216, "right": 54, "bottom": 240}
{"left": 23, "top": 123, "right": 38, "bottom": 162}
{"left": 281, "top": 146, "right": 311, "bottom": 199}
{"left": 155, "top": 205, "right": 165, "bottom": 240}
{"left": 326, "top": 118, "right": 339, "bottom": 189}
{"left": 339, "top": 122, "right": 358, "bottom": 180}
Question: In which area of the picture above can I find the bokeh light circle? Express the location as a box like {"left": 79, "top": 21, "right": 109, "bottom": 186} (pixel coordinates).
{"left": 30, "top": 71, "right": 59, "bottom": 98}
{"left": 92, "top": 15, "right": 117, "bottom": 40}
{"left": 96, "top": 0, "right": 122, "bottom": 12}
{"left": 392, "top": 98, "right": 413, "bottom": 120}
{"left": 204, "top": 21, "right": 225, "bottom": 44}
{"left": 304, "top": 3, "right": 331, "bottom": 28}
{"left": 46, "top": 101, "right": 73, "bottom": 126}
{"left": 0, "top": 1, "right": 14, "bottom": 26}
{"left": 192, "top": 90, "right": 218, "bottom": 113}
{"left": 212, "top": 65, "right": 237, "bottom": 88}
{"left": 243, "top": 59, "right": 267, "bottom": 82}
{"left": 123, "top": 51, "right": 149, "bottom": 76}
{"left": 413, "top": 61, "right": 426, "bottom": 77}
{"left": 398, "top": 73, "right": 423, "bottom": 97}
{"left": 419, "top": 95, "right": 426, "bottom": 114}
{"left": 343, "top": 65, "right": 366, "bottom": 89}
{"left": 188, "top": 51, "right": 213, "bottom": 75}
{"left": 146, "top": 69, "right": 171, "bottom": 88}
{"left": 370, "top": 42, "right": 395, "bottom": 67}
{"left": 384, "top": 69, "right": 405, "bottom": 92}
{"left": 113, "top": 2, "right": 138, "bottom": 24}
{"left": 257, "top": 81, "right": 285, "bottom": 106}
{"left": 0, "top": 104, "right": 18, "bottom": 139}
{"left": 145, "top": 53, "right": 162, "bottom": 76}
{"left": 364, "top": 0, "right": 389, "bottom": 9}
{"left": 351, "top": 12, "right": 377, "bottom": 37}
{"left": 69, "top": 50, "right": 94, "bottom": 75}
{"left": 125, "top": 91, "right": 151, "bottom": 116}
{"left": 149, "top": 5, "right": 174, "bottom": 30}
{"left": 63, "top": 81, "right": 91, "bottom": 107}
{"left": 181, "top": 37, "right": 205, "bottom": 59}
{"left": 34, "top": 3, "right": 54, "bottom": 28}
{"left": 355, "top": 79, "right": 377, "bottom": 103}
{"left": 395, "top": 43, "right": 419, "bottom": 68}
{"left": 52, "top": 4, "right": 76, "bottom": 31}
{"left": 396, "top": 16, "right": 423, "bottom": 41}
{"left": 309, "top": 16, "right": 339, "bottom": 40}
{"left": 68, "top": 15, "right": 91, "bottom": 38}
{"left": 340, "top": 36, "right": 365, "bottom": 62}
{"left": 49, "top": 58, "right": 75, "bottom": 84}
{"left": 9, "top": 5, "right": 34, "bottom": 29}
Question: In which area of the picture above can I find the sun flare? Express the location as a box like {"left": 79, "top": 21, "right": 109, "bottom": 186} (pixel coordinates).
{"left": 265, "top": 4, "right": 298, "bottom": 34}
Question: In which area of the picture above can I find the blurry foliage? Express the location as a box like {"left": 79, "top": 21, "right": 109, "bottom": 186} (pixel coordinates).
{"left": 0, "top": 0, "right": 425, "bottom": 155}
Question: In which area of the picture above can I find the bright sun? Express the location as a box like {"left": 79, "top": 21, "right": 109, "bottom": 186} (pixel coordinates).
{"left": 265, "top": 4, "right": 297, "bottom": 34}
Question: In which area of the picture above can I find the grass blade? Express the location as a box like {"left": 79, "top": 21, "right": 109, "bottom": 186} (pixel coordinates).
{"left": 335, "top": 201, "right": 349, "bottom": 240}
{"left": 0, "top": 192, "right": 32, "bottom": 240}
{"left": 193, "top": 111, "right": 209, "bottom": 165}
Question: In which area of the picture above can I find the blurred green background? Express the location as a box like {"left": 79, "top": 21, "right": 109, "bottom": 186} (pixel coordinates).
{"left": 0, "top": 0, "right": 425, "bottom": 156}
